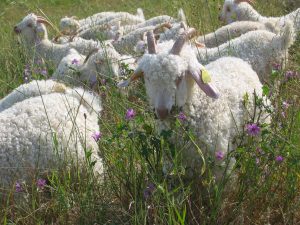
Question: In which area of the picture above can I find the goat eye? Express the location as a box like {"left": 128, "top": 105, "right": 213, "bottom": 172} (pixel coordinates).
{"left": 227, "top": 7, "right": 231, "bottom": 12}
{"left": 27, "top": 24, "right": 33, "bottom": 28}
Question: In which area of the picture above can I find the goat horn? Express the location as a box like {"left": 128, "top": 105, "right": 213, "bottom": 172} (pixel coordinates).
{"left": 189, "top": 70, "right": 219, "bottom": 99}
{"left": 38, "top": 16, "right": 67, "bottom": 37}
{"left": 53, "top": 34, "right": 61, "bottom": 42}
{"left": 170, "top": 28, "right": 196, "bottom": 55}
{"left": 147, "top": 31, "right": 157, "bottom": 54}
{"left": 37, "top": 16, "right": 56, "bottom": 30}
{"left": 153, "top": 22, "right": 172, "bottom": 34}
{"left": 118, "top": 68, "right": 144, "bottom": 88}
{"left": 180, "top": 21, "right": 187, "bottom": 30}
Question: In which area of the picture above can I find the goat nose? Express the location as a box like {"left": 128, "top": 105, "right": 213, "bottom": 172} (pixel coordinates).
{"left": 156, "top": 108, "right": 169, "bottom": 120}
{"left": 14, "top": 26, "right": 20, "bottom": 34}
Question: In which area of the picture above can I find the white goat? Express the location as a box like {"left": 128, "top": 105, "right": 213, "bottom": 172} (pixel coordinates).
{"left": 120, "top": 8, "right": 186, "bottom": 35}
{"left": 194, "top": 21, "right": 295, "bottom": 82}
{"left": 112, "top": 23, "right": 172, "bottom": 55}
{"left": 52, "top": 46, "right": 135, "bottom": 86}
{"left": 60, "top": 9, "right": 145, "bottom": 35}
{"left": 219, "top": 0, "right": 300, "bottom": 32}
{"left": 14, "top": 14, "right": 121, "bottom": 69}
{"left": 75, "top": 9, "right": 180, "bottom": 41}
{"left": 0, "top": 80, "right": 103, "bottom": 186}
{"left": 54, "top": 35, "right": 115, "bottom": 56}
{"left": 119, "top": 30, "right": 268, "bottom": 178}
{"left": 73, "top": 12, "right": 145, "bottom": 40}
{"left": 14, "top": 14, "right": 76, "bottom": 67}
{"left": 196, "top": 20, "right": 279, "bottom": 48}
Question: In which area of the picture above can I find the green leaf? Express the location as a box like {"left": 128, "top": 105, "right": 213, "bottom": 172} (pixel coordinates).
{"left": 201, "top": 69, "right": 211, "bottom": 83}
{"left": 262, "top": 85, "right": 270, "bottom": 96}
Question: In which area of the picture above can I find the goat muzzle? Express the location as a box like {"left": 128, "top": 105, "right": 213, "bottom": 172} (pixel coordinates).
{"left": 14, "top": 26, "right": 21, "bottom": 34}
{"left": 156, "top": 108, "right": 169, "bottom": 120}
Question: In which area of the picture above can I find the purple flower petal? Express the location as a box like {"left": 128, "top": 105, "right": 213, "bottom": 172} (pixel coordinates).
{"left": 282, "top": 101, "right": 289, "bottom": 109}
{"left": 37, "top": 178, "right": 46, "bottom": 189}
{"left": 15, "top": 182, "right": 22, "bottom": 192}
{"left": 275, "top": 155, "right": 284, "bottom": 163}
{"left": 255, "top": 158, "right": 260, "bottom": 165}
{"left": 92, "top": 131, "right": 102, "bottom": 142}
{"left": 246, "top": 123, "right": 260, "bottom": 136}
{"left": 215, "top": 151, "right": 225, "bottom": 160}
{"left": 125, "top": 108, "right": 136, "bottom": 120}
{"left": 272, "top": 63, "right": 281, "bottom": 71}
{"left": 71, "top": 58, "right": 79, "bottom": 65}
{"left": 178, "top": 112, "right": 187, "bottom": 122}
{"left": 285, "top": 71, "right": 299, "bottom": 81}
{"left": 40, "top": 69, "right": 48, "bottom": 76}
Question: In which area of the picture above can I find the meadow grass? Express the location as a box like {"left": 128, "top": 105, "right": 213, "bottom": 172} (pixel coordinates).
{"left": 0, "top": 0, "right": 299, "bottom": 224}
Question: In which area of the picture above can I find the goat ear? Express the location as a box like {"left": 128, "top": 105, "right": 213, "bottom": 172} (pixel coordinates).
{"left": 194, "top": 40, "right": 206, "bottom": 48}
{"left": 118, "top": 68, "right": 143, "bottom": 88}
{"left": 188, "top": 70, "right": 219, "bottom": 99}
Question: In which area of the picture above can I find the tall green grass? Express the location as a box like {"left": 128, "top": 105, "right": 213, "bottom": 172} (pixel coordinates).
{"left": 0, "top": 0, "right": 299, "bottom": 224}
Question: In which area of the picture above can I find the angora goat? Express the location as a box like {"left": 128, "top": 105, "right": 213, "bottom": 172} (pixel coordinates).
{"left": 219, "top": 0, "right": 300, "bottom": 32}
{"left": 119, "top": 30, "right": 268, "bottom": 178}
{"left": 0, "top": 80, "right": 102, "bottom": 186}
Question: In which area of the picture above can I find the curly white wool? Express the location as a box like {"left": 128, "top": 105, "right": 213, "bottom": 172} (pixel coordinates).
{"left": 124, "top": 35, "right": 267, "bottom": 177}
{"left": 15, "top": 13, "right": 123, "bottom": 74}
{"left": 195, "top": 21, "right": 295, "bottom": 82}
{"left": 0, "top": 80, "right": 103, "bottom": 186}
{"left": 219, "top": 0, "right": 300, "bottom": 32}
{"left": 60, "top": 9, "right": 145, "bottom": 35}
{"left": 196, "top": 20, "right": 280, "bottom": 48}
{"left": 112, "top": 25, "right": 161, "bottom": 55}
{"left": 52, "top": 43, "right": 124, "bottom": 86}
{"left": 158, "top": 22, "right": 185, "bottom": 42}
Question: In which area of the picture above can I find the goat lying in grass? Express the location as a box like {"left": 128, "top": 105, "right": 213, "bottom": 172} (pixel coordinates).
{"left": 196, "top": 20, "right": 279, "bottom": 48}
{"left": 0, "top": 80, "right": 103, "bottom": 186}
{"left": 52, "top": 46, "right": 136, "bottom": 86}
{"left": 14, "top": 14, "right": 120, "bottom": 67}
{"left": 60, "top": 9, "right": 145, "bottom": 36}
{"left": 194, "top": 21, "right": 295, "bottom": 82}
{"left": 219, "top": 0, "right": 300, "bottom": 32}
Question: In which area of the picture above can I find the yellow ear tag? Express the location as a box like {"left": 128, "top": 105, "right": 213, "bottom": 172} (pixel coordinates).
{"left": 201, "top": 69, "right": 211, "bottom": 84}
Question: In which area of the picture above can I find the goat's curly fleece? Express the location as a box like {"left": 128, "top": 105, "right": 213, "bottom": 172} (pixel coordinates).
{"left": 60, "top": 12, "right": 116, "bottom": 35}
{"left": 158, "top": 23, "right": 185, "bottom": 42}
{"left": 196, "top": 21, "right": 279, "bottom": 48}
{"left": 121, "top": 9, "right": 185, "bottom": 36}
{"left": 136, "top": 39, "right": 266, "bottom": 176}
{"left": 60, "top": 11, "right": 144, "bottom": 36}
{"left": 220, "top": 0, "right": 300, "bottom": 32}
{"left": 0, "top": 80, "right": 102, "bottom": 186}
{"left": 52, "top": 43, "right": 122, "bottom": 86}
{"left": 195, "top": 21, "right": 295, "bottom": 82}
{"left": 184, "top": 57, "right": 265, "bottom": 176}
{"left": 56, "top": 36, "right": 110, "bottom": 56}
{"left": 112, "top": 25, "right": 159, "bottom": 55}
{"left": 15, "top": 14, "right": 115, "bottom": 69}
